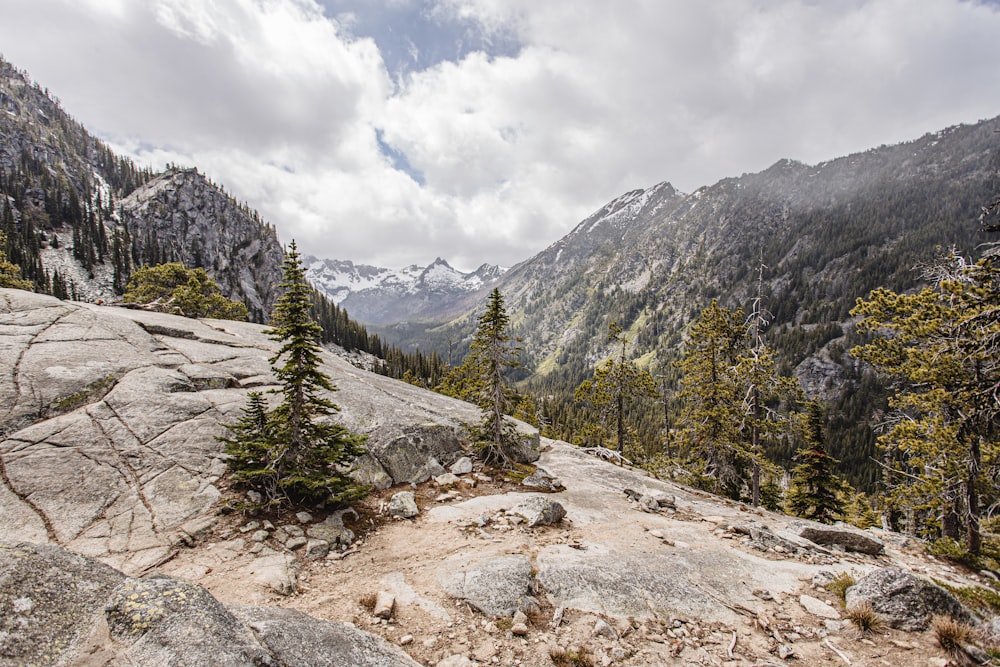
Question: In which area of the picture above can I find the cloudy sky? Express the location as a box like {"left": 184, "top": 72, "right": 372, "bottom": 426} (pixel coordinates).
{"left": 3, "top": 0, "right": 1000, "bottom": 270}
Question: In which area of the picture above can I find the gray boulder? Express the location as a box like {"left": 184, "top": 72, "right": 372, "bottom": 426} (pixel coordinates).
{"left": 105, "top": 576, "right": 270, "bottom": 666}
{"left": 229, "top": 605, "right": 420, "bottom": 666}
{"left": 0, "top": 541, "right": 125, "bottom": 666}
{"left": 307, "top": 509, "right": 357, "bottom": 547}
{"left": 794, "top": 522, "right": 884, "bottom": 555}
{"left": 438, "top": 554, "right": 538, "bottom": 617}
{"left": 505, "top": 418, "right": 542, "bottom": 463}
{"left": 388, "top": 491, "right": 420, "bottom": 519}
{"left": 731, "top": 523, "right": 813, "bottom": 554}
{"left": 509, "top": 496, "right": 566, "bottom": 527}
{"left": 845, "top": 567, "right": 973, "bottom": 631}
{"left": 0, "top": 540, "right": 421, "bottom": 666}
{"left": 361, "top": 424, "right": 465, "bottom": 485}
{"left": 449, "top": 456, "right": 474, "bottom": 475}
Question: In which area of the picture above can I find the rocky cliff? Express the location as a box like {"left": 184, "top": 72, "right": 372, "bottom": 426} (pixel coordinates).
{"left": 1, "top": 287, "right": 995, "bottom": 666}
{"left": 0, "top": 57, "right": 285, "bottom": 320}
{"left": 117, "top": 168, "right": 285, "bottom": 320}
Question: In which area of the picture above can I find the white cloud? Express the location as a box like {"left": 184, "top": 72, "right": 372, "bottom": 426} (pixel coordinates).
{"left": 2, "top": 0, "right": 1000, "bottom": 271}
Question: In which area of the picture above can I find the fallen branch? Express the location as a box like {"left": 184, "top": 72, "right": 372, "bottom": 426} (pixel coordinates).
{"left": 581, "top": 447, "right": 633, "bottom": 466}
{"left": 824, "top": 638, "right": 852, "bottom": 665}
{"left": 727, "top": 631, "right": 737, "bottom": 659}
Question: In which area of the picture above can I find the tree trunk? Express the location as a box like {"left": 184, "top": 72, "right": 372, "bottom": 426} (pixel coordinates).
{"left": 967, "top": 436, "right": 982, "bottom": 555}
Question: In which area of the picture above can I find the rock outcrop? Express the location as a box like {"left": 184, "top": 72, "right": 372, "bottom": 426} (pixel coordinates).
{"left": 845, "top": 567, "right": 973, "bottom": 631}
{"left": 793, "top": 522, "right": 885, "bottom": 555}
{"left": 118, "top": 169, "right": 286, "bottom": 321}
{"left": 0, "top": 289, "right": 523, "bottom": 574}
{"left": 0, "top": 541, "right": 419, "bottom": 666}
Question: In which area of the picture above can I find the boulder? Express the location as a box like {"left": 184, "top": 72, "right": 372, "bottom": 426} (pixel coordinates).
{"left": 362, "top": 424, "right": 465, "bottom": 485}
{"left": 388, "top": 492, "right": 420, "bottom": 519}
{"left": 0, "top": 540, "right": 419, "bottom": 666}
{"left": 105, "top": 576, "right": 269, "bottom": 666}
{"left": 845, "top": 567, "right": 972, "bottom": 631}
{"left": 434, "top": 473, "right": 461, "bottom": 486}
{"left": 731, "top": 523, "right": 813, "bottom": 554}
{"left": 373, "top": 591, "right": 395, "bottom": 619}
{"left": 229, "top": 605, "right": 422, "bottom": 666}
{"left": 307, "top": 509, "right": 357, "bottom": 547}
{"left": 505, "top": 418, "right": 542, "bottom": 463}
{"left": 508, "top": 496, "right": 566, "bottom": 527}
{"left": 0, "top": 541, "right": 125, "bottom": 666}
{"left": 449, "top": 456, "right": 474, "bottom": 475}
{"left": 794, "top": 522, "right": 885, "bottom": 555}
{"left": 521, "top": 467, "right": 562, "bottom": 491}
{"left": 438, "top": 554, "right": 538, "bottom": 617}
{"left": 304, "top": 539, "right": 331, "bottom": 560}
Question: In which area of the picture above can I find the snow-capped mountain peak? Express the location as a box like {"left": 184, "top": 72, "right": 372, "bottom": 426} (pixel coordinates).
{"left": 304, "top": 255, "right": 505, "bottom": 325}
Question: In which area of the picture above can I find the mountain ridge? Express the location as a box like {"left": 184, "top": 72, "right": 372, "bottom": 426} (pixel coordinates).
{"left": 305, "top": 254, "right": 505, "bottom": 325}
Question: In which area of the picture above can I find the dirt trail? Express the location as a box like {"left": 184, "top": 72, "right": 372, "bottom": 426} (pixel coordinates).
{"left": 158, "top": 440, "right": 965, "bottom": 666}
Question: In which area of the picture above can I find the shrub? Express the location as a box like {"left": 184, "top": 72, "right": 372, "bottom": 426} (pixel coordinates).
{"left": 826, "top": 572, "right": 856, "bottom": 603}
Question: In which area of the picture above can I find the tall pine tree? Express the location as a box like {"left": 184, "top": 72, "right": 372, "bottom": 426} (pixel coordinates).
{"left": 459, "top": 288, "right": 523, "bottom": 465}
{"left": 852, "top": 247, "right": 1000, "bottom": 553}
{"left": 223, "top": 241, "right": 367, "bottom": 507}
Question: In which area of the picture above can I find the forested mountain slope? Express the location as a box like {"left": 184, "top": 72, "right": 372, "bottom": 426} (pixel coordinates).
{"left": 0, "top": 56, "right": 283, "bottom": 320}
{"left": 385, "top": 117, "right": 1000, "bottom": 488}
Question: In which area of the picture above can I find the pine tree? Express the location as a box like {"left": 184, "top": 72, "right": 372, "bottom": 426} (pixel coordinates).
{"left": 675, "top": 300, "right": 746, "bottom": 497}
{"left": 574, "top": 322, "right": 658, "bottom": 459}
{"left": 852, "top": 247, "right": 1000, "bottom": 553}
{"left": 218, "top": 392, "right": 273, "bottom": 492}
{"left": 0, "top": 230, "right": 33, "bottom": 290}
{"left": 463, "top": 288, "right": 523, "bottom": 465}
{"left": 785, "top": 403, "right": 848, "bottom": 523}
{"left": 223, "top": 241, "right": 367, "bottom": 507}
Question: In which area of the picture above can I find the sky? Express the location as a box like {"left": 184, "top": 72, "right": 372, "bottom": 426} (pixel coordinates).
{"left": 3, "top": 0, "right": 1000, "bottom": 271}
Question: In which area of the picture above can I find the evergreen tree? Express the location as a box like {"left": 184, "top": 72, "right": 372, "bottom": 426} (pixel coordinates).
{"left": 223, "top": 241, "right": 367, "bottom": 507}
{"left": 849, "top": 492, "right": 880, "bottom": 530}
{"left": 0, "top": 230, "right": 33, "bottom": 290}
{"left": 785, "top": 403, "right": 848, "bottom": 523}
{"left": 852, "top": 247, "right": 1000, "bottom": 553}
{"left": 218, "top": 391, "right": 272, "bottom": 491}
{"left": 675, "top": 300, "right": 746, "bottom": 497}
{"left": 464, "top": 288, "right": 523, "bottom": 465}
{"left": 574, "top": 322, "right": 659, "bottom": 459}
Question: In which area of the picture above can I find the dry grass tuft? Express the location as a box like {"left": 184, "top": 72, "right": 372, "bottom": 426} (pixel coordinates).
{"left": 845, "top": 601, "right": 884, "bottom": 636}
{"left": 549, "top": 645, "right": 596, "bottom": 667}
{"left": 357, "top": 592, "right": 377, "bottom": 612}
{"left": 932, "top": 614, "right": 973, "bottom": 654}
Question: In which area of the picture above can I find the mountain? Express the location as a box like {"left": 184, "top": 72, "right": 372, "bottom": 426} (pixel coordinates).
{"left": 305, "top": 255, "right": 504, "bottom": 325}
{"left": 0, "top": 56, "right": 284, "bottom": 320}
{"left": 374, "top": 117, "right": 1000, "bottom": 487}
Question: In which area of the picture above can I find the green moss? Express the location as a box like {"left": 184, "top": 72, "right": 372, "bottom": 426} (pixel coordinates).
{"left": 934, "top": 579, "right": 1000, "bottom": 616}
{"left": 52, "top": 374, "right": 119, "bottom": 413}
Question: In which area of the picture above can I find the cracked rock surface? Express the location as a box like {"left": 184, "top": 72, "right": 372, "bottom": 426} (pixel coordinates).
{"left": 0, "top": 289, "right": 500, "bottom": 575}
